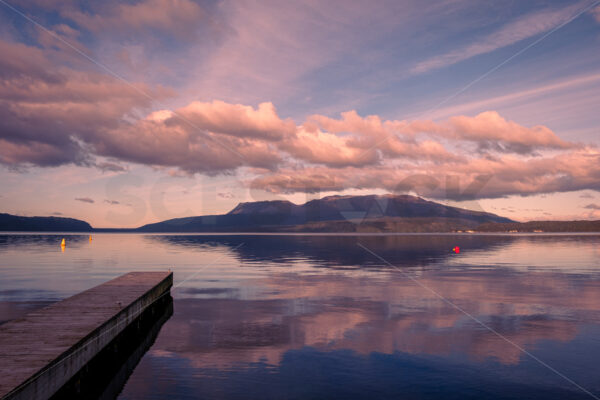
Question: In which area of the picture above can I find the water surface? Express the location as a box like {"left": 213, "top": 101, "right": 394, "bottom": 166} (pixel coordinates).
{"left": 1, "top": 233, "right": 599, "bottom": 399}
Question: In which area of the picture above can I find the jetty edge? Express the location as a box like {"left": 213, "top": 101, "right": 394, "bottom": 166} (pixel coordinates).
{"left": 0, "top": 271, "right": 173, "bottom": 400}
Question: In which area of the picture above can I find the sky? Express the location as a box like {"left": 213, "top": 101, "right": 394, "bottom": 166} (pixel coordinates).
{"left": 0, "top": 0, "right": 599, "bottom": 228}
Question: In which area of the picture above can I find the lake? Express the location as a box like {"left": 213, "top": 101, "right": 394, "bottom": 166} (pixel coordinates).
{"left": 1, "top": 233, "right": 600, "bottom": 399}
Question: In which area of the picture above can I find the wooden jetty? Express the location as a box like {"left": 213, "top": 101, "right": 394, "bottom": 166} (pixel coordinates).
{"left": 0, "top": 271, "right": 173, "bottom": 400}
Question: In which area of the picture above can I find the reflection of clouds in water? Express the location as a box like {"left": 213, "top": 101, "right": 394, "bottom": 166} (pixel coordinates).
{"left": 104, "top": 234, "right": 600, "bottom": 399}
{"left": 147, "top": 265, "right": 600, "bottom": 371}
{"left": 150, "top": 233, "right": 518, "bottom": 268}
{"left": 2, "top": 233, "right": 600, "bottom": 396}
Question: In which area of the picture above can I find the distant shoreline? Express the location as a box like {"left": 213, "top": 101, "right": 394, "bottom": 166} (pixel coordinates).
{"left": 1, "top": 231, "right": 600, "bottom": 236}
{"left": 3, "top": 194, "right": 600, "bottom": 234}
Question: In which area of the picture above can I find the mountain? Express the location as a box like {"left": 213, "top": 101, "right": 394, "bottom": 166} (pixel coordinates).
{"left": 2, "top": 196, "right": 600, "bottom": 232}
{"left": 0, "top": 213, "right": 93, "bottom": 232}
{"left": 136, "top": 194, "right": 514, "bottom": 232}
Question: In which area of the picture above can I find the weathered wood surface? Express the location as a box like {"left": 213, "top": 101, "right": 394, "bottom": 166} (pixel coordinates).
{"left": 0, "top": 271, "right": 173, "bottom": 400}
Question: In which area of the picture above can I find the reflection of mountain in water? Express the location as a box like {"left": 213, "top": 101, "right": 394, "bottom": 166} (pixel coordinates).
{"left": 150, "top": 234, "right": 600, "bottom": 271}
{"left": 150, "top": 234, "right": 518, "bottom": 268}
{"left": 50, "top": 295, "right": 173, "bottom": 399}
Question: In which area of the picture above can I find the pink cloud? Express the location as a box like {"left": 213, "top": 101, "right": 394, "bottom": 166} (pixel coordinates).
{"left": 95, "top": 161, "right": 127, "bottom": 172}
{"left": 302, "top": 111, "right": 459, "bottom": 163}
{"left": 250, "top": 146, "right": 600, "bottom": 200}
{"left": 0, "top": 38, "right": 170, "bottom": 167}
{"left": 279, "top": 127, "right": 380, "bottom": 167}
{"left": 447, "top": 111, "right": 575, "bottom": 153}
{"left": 62, "top": 0, "right": 205, "bottom": 38}
{"left": 0, "top": 40, "right": 57, "bottom": 82}
{"left": 0, "top": 40, "right": 596, "bottom": 201}
{"left": 300, "top": 109, "right": 574, "bottom": 166}
{"left": 593, "top": 5, "right": 600, "bottom": 22}
{"left": 173, "top": 101, "right": 296, "bottom": 141}
{"left": 96, "top": 114, "right": 283, "bottom": 174}
{"left": 411, "top": 3, "right": 584, "bottom": 74}
{"left": 308, "top": 110, "right": 410, "bottom": 140}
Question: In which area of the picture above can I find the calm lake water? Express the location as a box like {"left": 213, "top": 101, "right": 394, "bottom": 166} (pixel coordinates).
{"left": 1, "top": 233, "right": 600, "bottom": 399}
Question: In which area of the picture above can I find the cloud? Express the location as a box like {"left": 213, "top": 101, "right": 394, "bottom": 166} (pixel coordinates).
{"left": 411, "top": 3, "right": 584, "bottom": 74}
{"left": 250, "top": 146, "right": 600, "bottom": 200}
{"left": 185, "top": 0, "right": 405, "bottom": 105}
{"left": 0, "top": 40, "right": 59, "bottom": 82}
{"left": 96, "top": 113, "right": 283, "bottom": 174}
{"left": 75, "top": 197, "right": 94, "bottom": 204}
{"left": 279, "top": 126, "right": 380, "bottom": 167}
{"left": 301, "top": 110, "right": 458, "bottom": 164}
{"left": 2, "top": 69, "right": 597, "bottom": 200}
{"left": 61, "top": 0, "right": 205, "bottom": 39}
{"left": 91, "top": 101, "right": 294, "bottom": 175}
{"left": 446, "top": 111, "right": 575, "bottom": 153}
{"left": 579, "top": 193, "right": 595, "bottom": 199}
{"left": 99, "top": 104, "right": 572, "bottom": 174}
{"left": 0, "top": 139, "right": 82, "bottom": 167}
{"left": 0, "top": 38, "right": 171, "bottom": 168}
{"left": 51, "top": 212, "right": 63, "bottom": 216}
{"left": 584, "top": 203, "right": 600, "bottom": 210}
{"left": 104, "top": 199, "right": 120, "bottom": 205}
{"left": 0, "top": 25, "right": 594, "bottom": 202}
{"left": 173, "top": 101, "right": 296, "bottom": 141}
{"left": 593, "top": 5, "right": 600, "bottom": 22}
{"left": 423, "top": 73, "right": 600, "bottom": 148}
{"left": 96, "top": 161, "right": 127, "bottom": 172}
{"left": 293, "top": 109, "right": 576, "bottom": 169}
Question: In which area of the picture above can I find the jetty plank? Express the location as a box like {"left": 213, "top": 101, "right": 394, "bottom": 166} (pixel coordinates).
{"left": 0, "top": 271, "right": 173, "bottom": 400}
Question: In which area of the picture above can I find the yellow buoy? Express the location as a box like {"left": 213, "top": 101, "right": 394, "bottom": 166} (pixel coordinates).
{"left": 61, "top": 238, "right": 66, "bottom": 246}
{"left": 89, "top": 235, "right": 92, "bottom": 242}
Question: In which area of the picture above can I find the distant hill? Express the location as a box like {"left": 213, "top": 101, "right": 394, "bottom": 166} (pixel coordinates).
{"left": 136, "top": 194, "right": 514, "bottom": 232}
{"left": 477, "top": 220, "right": 600, "bottom": 233}
{"left": 0, "top": 213, "right": 92, "bottom": 232}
